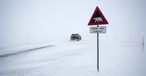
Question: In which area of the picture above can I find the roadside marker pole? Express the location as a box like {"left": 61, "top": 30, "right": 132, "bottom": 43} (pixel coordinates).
{"left": 142, "top": 37, "right": 144, "bottom": 51}
{"left": 129, "top": 34, "right": 131, "bottom": 42}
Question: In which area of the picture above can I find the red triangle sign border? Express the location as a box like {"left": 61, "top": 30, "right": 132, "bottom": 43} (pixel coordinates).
{"left": 88, "top": 6, "right": 108, "bottom": 26}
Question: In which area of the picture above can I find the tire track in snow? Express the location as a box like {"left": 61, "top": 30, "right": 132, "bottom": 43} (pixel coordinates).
{"left": 0, "top": 45, "right": 54, "bottom": 58}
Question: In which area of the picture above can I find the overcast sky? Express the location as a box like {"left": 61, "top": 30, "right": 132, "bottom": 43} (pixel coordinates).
{"left": 0, "top": 0, "right": 146, "bottom": 47}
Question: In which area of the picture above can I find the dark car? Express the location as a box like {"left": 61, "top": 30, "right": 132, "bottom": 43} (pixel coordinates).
{"left": 70, "top": 34, "right": 81, "bottom": 41}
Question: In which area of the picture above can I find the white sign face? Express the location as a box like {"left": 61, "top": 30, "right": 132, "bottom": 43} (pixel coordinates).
{"left": 90, "top": 26, "right": 106, "bottom": 33}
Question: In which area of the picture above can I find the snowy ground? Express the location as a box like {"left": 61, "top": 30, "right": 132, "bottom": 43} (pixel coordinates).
{"left": 0, "top": 35, "right": 145, "bottom": 76}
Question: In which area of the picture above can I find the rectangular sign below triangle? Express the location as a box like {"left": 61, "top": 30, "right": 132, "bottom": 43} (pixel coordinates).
{"left": 88, "top": 6, "right": 108, "bottom": 26}
{"left": 90, "top": 26, "right": 106, "bottom": 33}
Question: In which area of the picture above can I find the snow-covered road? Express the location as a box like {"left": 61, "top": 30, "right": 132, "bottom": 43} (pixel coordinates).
{"left": 0, "top": 35, "right": 146, "bottom": 76}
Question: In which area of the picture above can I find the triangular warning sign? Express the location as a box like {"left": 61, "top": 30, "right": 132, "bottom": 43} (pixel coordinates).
{"left": 88, "top": 6, "right": 108, "bottom": 26}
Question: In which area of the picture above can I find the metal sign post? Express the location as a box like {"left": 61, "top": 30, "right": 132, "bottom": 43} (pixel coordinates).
{"left": 97, "top": 28, "right": 99, "bottom": 71}
{"left": 90, "top": 26, "right": 106, "bottom": 71}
